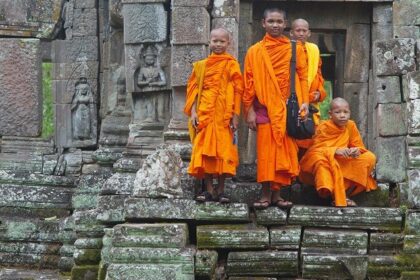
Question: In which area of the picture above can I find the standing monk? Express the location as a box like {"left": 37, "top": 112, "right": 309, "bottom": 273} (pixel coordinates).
{"left": 243, "top": 8, "right": 309, "bottom": 209}
{"left": 184, "top": 28, "right": 244, "bottom": 203}
{"left": 299, "top": 98, "right": 377, "bottom": 207}
{"left": 290, "top": 18, "right": 327, "bottom": 150}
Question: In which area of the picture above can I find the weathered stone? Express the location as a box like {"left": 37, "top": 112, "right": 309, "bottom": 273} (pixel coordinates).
{"left": 408, "top": 99, "right": 420, "bottom": 135}
{"left": 407, "top": 170, "right": 420, "bottom": 208}
{"left": 372, "top": 23, "right": 393, "bottom": 42}
{"left": 303, "top": 255, "right": 368, "bottom": 280}
{"left": 75, "top": 0, "right": 96, "bottom": 8}
{"left": 122, "top": 3, "right": 167, "bottom": 43}
{"left": 344, "top": 24, "right": 370, "bottom": 82}
{"left": 212, "top": 0, "right": 239, "bottom": 18}
{"left": 112, "top": 223, "right": 189, "bottom": 248}
{"left": 0, "top": 153, "right": 43, "bottom": 174}
{"left": 270, "top": 226, "right": 301, "bottom": 250}
{"left": 374, "top": 76, "right": 402, "bottom": 104}
{"left": 407, "top": 71, "right": 420, "bottom": 100}
{"left": 73, "top": 8, "right": 97, "bottom": 37}
{"left": 401, "top": 271, "right": 420, "bottom": 280}
{"left": 352, "top": 183, "right": 390, "bottom": 207}
{"left": 172, "top": 0, "right": 210, "bottom": 7}
{"left": 60, "top": 244, "right": 74, "bottom": 257}
{"left": 225, "top": 181, "right": 260, "bottom": 206}
{"left": 372, "top": 3, "right": 392, "bottom": 24}
{"left": 74, "top": 248, "right": 101, "bottom": 265}
{"left": 289, "top": 206, "right": 403, "bottom": 232}
{"left": 370, "top": 233, "right": 404, "bottom": 255}
{"left": 96, "top": 195, "right": 128, "bottom": 223}
{"left": 1, "top": 136, "right": 55, "bottom": 155}
{"left": 101, "top": 172, "right": 135, "bottom": 195}
{"left": 394, "top": 25, "right": 420, "bottom": 39}
{"left": 0, "top": 39, "right": 42, "bottom": 137}
{"left": 195, "top": 250, "right": 218, "bottom": 278}
{"left": 255, "top": 207, "right": 287, "bottom": 226}
{"left": 74, "top": 238, "right": 103, "bottom": 249}
{"left": 133, "top": 148, "right": 183, "bottom": 198}
{"left": 374, "top": 39, "right": 416, "bottom": 76}
{"left": 417, "top": 39, "right": 420, "bottom": 70}
{"left": 106, "top": 263, "right": 194, "bottom": 280}
{"left": 403, "top": 235, "right": 420, "bottom": 254}
{"left": 58, "top": 256, "right": 75, "bottom": 272}
{"left": 377, "top": 103, "right": 407, "bottom": 136}
{"left": 52, "top": 37, "right": 98, "bottom": 63}
{"left": 399, "top": 182, "right": 410, "bottom": 207}
{"left": 171, "top": 45, "right": 208, "bottom": 86}
{"left": 0, "top": 252, "right": 59, "bottom": 268}
{"left": 343, "top": 83, "right": 368, "bottom": 141}
{"left": 0, "top": 218, "right": 61, "bottom": 243}
{"left": 71, "top": 265, "right": 99, "bottom": 280}
{"left": 71, "top": 193, "right": 98, "bottom": 210}
{"left": 405, "top": 210, "right": 420, "bottom": 234}
{"left": 226, "top": 251, "right": 298, "bottom": 277}
{"left": 53, "top": 61, "right": 99, "bottom": 81}
{"left": 73, "top": 210, "right": 106, "bottom": 236}
{"left": 228, "top": 278, "right": 277, "bottom": 280}
{"left": 368, "top": 255, "right": 420, "bottom": 279}
{"left": 172, "top": 7, "right": 209, "bottom": 45}
{"left": 302, "top": 229, "right": 368, "bottom": 255}
{"left": 368, "top": 73, "right": 377, "bottom": 152}
{"left": 196, "top": 202, "right": 249, "bottom": 222}
{"left": 197, "top": 224, "right": 269, "bottom": 249}
{"left": 125, "top": 198, "right": 196, "bottom": 220}
{"left": 393, "top": 0, "right": 420, "bottom": 26}
{"left": 53, "top": 79, "right": 98, "bottom": 104}
{"left": 0, "top": 241, "right": 60, "bottom": 255}
{"left": 376, "top": 136, "right": 407, "bottom": 183}
{"left": 93, "top": 148, "right": 123, "bottom": 166}
{"left": 212, "top": 17, "right": 239, "bottom": 57}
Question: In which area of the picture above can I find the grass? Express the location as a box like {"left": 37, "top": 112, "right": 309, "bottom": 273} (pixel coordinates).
{"left": 41, "top": 63, "right": 54, "bottom": 138}
{"left": 319, "top": 80, "right": 333, "bottom": 120}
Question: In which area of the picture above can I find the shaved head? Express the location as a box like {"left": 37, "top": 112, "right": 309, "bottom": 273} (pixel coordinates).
{"left": 263, "top": 8, "right": 287, "bottom": 20}
{"left": 330, "top": 97, "right": 349, "bottom": 111}
{"left": 291, "top": 18, "right": 309, "bottom": 30}
{"left": 210, "top": 28, "right": 230, "bottom": 41}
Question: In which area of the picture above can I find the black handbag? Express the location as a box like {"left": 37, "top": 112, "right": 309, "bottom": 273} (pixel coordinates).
{"left": 286, "top": 40, "right": 317, "bottom": 140}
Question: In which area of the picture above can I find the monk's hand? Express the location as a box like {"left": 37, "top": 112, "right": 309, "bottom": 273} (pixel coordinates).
{"left": 246, "top": 107, "right": 257, "bottom": 131}
{"left": 190, "top": 110, "right": 199, "bottom": 129}
{"left": 299, "top": 103, "right": 309, "bottom": 121}
{"left": 231, "top": 114, "right": 239, "bottom": 131}
{"left": 348, "top": 147, "right": 361, "bottom": 158}
{"left": 335, "top": 148, "right": 351, "bottom": 158}
{"left": 312, "top": 91, "right": 320, "bottom": 102}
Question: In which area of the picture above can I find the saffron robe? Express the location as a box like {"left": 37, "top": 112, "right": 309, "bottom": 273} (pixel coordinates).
{"left": 299, "top": 120, "right": 377, "bottom": 206}
{"left": 184, "top": 53, "right": 244, "bottom": 178}
{"left": 243, "top": 34, "right": 309, "bottom": 189}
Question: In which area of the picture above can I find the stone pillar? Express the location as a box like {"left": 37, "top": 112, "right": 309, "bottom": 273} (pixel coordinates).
{"left": 211, "top": 0, "right": 239, "bottom": 58}
{"left": 164, "top": 0, "right": 210, "bottom": 142}
{"left": 121, "top": 0, "right": 171, "bottom": 157}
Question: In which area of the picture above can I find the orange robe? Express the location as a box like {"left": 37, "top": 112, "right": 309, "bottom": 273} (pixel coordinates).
{"left": 299, "top": 120, "right": 377, "bottom": 206}
{"left": 296, "top": 42, "right": 327, "bottom": 149}
{"left": 184, "top": 53, "right": 244, "bottom": 178}
{"left": 243, "top": 34, "right": 309, "bottom": 190}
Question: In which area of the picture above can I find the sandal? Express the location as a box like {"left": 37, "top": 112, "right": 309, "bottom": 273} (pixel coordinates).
{"left": 196, "top": 191, "right": 213, "bottom": 202}
{"left": 272, "top": 198, "right": 293, "bottom": 209}
{"left": 346, "top": 198, "right": 357, "bottom": 207}
{"left": 253, "top": 200, "right": 270, "bottom": 209}
{"left": 217, "top": 192, "right": 230, "bottom": 204}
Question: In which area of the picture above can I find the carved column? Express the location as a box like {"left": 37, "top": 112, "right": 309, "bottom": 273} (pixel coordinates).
{"left": 163, "top": 0, "right": 210, "bottom": 142}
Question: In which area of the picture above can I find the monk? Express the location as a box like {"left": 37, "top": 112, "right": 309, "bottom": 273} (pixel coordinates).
{"left": 290, "top": 18, "right": 327, "bottom": 150}
{"left": 243, "top": 8, "right": 309, "bottom": 209}
{"left": 299, "top": 98, "right": 377, "bottom": 207}
{"left": 184, "top": 28, "right": 244, "bottom": 203}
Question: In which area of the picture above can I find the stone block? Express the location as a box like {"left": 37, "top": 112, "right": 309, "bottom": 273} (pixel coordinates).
{"left": 377, "top": 103, "right": 407, "bottom": 136}
{"left": 303, "top": 254, "right": 368, "bottom": 280}
{"left": 374, "top": 76, "right": 402, "bottom": 104}
{"left": 255, "top": 207, "right": 287, "bottom": 226}
{"left": 75, "top": 0, "right": 97, "bottom": 8}
{"left": 1, "top": 136, "right": 55, "bottom": 155}
{"left": 372, "top": 23, "right": 393, "bottom": 43}
{"left": 101, "top": 172, "right": 135, "bottom": 195}
{"left": 74, "top": 238, "right": 103, "bottom": 249}
{"left": 368, "top": 255, "right": 420, "bottom": 279}
{"left": 289, "top": 206, "right": 404, "bottom": 232}
{"left": 106, "top": 263, "right": 193, "bottom": 280}
{"left": 0, "top": 39, "right": 42, "bottom": 137}
{"left": 343, "top": 83, "right": 368, "bottom": 141}
{"left": 408, "top": 146, "right": 420, "bottom": 167}
{"left": 0, "top": 241, "right": 60, "bottom": 255}
{"left": 376, "top": 136, "right": 407, "bottom": 183}
{"left": 71, "top": 193, "right": 98, "bottom": 210}
{"left": 196, "top": 202, "right": 249, "bottom": 222}
{"left": 394, "top": 25, "right": 420, "bottom": 40}
{"left": 344, "top": 24, "right": 370, "bottom": 83}
{"left": 407, "top": 169, "right": 420, "bottom": 208}
{"left": 212, "top": 17, "right": 239, "bottom": 57}
{"left": 172, "top": 0, "right": 210, "bottom": 7}
{"left": 171, "top": 45, "right": 208, "bottom": 86}
{"left": 408, "top": 99, "right": 420, "bottom": 135}
{"left": 197, "top": 224, "right": 269, "bottom": 249}
{"left": 112, "top": 223, "right": 189, "bottom": 248}
{"left": 403, "top": 235, "right": 420, "bottom": 254}
{"left": 0, "top": 218, "right": 61, "bottom": 243}
{"left": 407, "top": 71, "right": 420, "bottom": 100}
{"left": 59, "top": 256, "right": 75, "bottom": 272}
{"left": 171, "top": 7, "right": 209, "bottom": 45}
{"left": 71, "top": 265, "right": 99, "bottom": 280}
{"left": 270, "top": 226, "right": 301, "bottom": 250}
{"left": 212, "top": 0, "right": 239, "bottom": 18}
{"left": 225, "top": 181, "right": 260, "bottom": 205}
{"left": 73, "top": 8, "right": 97, "bottom": 37}
{"left": 417, "top": 39, "right": 420, "bottom": 70}
{"left": 0, "top": 252, "right": 59, "bottom": 268}
{"left": 374, "top": 39, "right": 416, "bottom": 76}
{"left": 226, "top": 251, "right": 298, "bottom": 277}
{"left": 352, "top": 183, "right": 390, "bottom": 207}
{"left": 372, "top": 3, "right": 392, "bottom": 24}
{"left": 52, "top": 37, "right": 98, "bottom": 63}
{"left": 96, "top": 195, "right": 128, "bottom": 223}
{"left": 404, "top": 210, "right": 420, "bottom": 234}
{"left": 302, "top": 229, "right": 368, "bottom": 255}
{"left": 122, "top": 3, "right": 167, "bottom": 43}
{"left": 73, "top": 210, "right": 106, "bottom": 236}
{"left": 370, "top": 233, "right": 404, "bottom": 255}
{"left": 53, "top": 61, "right": 99, "bottom": 81}
{"left": 60, "top": 244, "right": 75, "bottom": 257}
{"left": 195, "top": 250, "right": 218, "bottom": 278}
{"left": 393, "top": 0, "right": 420, "bottom": 26}
{"left": 0, "top": 153, "right": 43, "bottom": 174}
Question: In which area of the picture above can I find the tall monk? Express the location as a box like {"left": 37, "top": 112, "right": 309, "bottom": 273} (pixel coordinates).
{"left": 299, "top": 98, "right": 377, "bottom": 207}
{"left": 290, "top": 18, "right": 327, "bottom": 150}
{"left": 243, "top": 8, "right": 309, "bottom": 209}
{"left": 184, "top": 28, "right": 244, "bottom": 203}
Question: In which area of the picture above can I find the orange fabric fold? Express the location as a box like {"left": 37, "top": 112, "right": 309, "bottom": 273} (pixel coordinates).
{"left": 184, "top": 53, "right": 244, "bottom": 178}
{"left": 299, "top": 120, "right": 377, "bottom": 206}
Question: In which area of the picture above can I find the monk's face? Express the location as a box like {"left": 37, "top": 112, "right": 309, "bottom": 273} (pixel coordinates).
{"left": 209, "top": 30, "right": 229, "bottom": 54}
{"left": 290, "top": 21, "right": 311, "bottom": 42}
{"left": 262, "top": 12, "right": 286, "bottom": 38}
{"left": 329, "top": 102, "right": 351, "bottom": 127}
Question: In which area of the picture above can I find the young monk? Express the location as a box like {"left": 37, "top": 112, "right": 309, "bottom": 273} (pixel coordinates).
{"left": 184, "top": 28, "right": 244, "bottom": 203}
{"left": 290, "top": 18, "right": 327, "bottom": 151}
{"left": 243, "top": 8, "right": 309, "bottom": 209}
{"left": 299, "top": 97, "right": 377, "bottom": 207}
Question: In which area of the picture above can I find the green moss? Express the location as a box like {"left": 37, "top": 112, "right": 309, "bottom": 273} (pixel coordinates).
{"left": 42, "top": 63, "right": 54, "bottom": 138}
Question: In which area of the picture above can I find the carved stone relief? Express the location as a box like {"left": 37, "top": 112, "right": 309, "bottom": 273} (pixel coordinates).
{"left": 71, "top": 78, "right": 95, "bottom": 141}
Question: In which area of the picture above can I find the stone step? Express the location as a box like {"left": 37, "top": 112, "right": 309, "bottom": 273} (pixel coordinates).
{"left": 254, "top": 207, "right": 287, "bottom": 226}
{"left": 404, "top": 235, "right": 420, "bottom": 253}
{"left": 226, "top": 250, "right": 298, "bottom": 278}
{"left": 0, "top": 241, "right": 60, "bottom": 255}
{"left": 111, "top": 223, "right": 189, "bottom": 248}
{"left": 0, "top": 252, "right": 60, "bottom": 268}
{"left": 197, "top": 224, "right": 269, "bottom": 250}
{"left": 195, "top": 250, "right": 218, "bottom": 279}
{"left": 0, "top": 268, "right": 65, "bottom": 280}
{"left": 0, "top": 217, "right": 62, "bottom": 242}
{"left": 100, "top": 172, "right": 135, "bottom": 195}
{"left": 1, "top": 136, "right": 55, "bottom": 155}
{"left": 0, "top": 153, "right": 43, "bottom": 173}
{"left": 370, "top": 233, "right": 404, "bottom": 255}
{"left": 106, "top": 263, "right": 194, "bottom": 280}
{"left": 0, "top": 170, "right": 74, "bottom": 187}
{"left": 368, "top": 255, "right": 420, "bottom": 279}
{"left": 270, "top": 226, "right": 301, "bottom": 250}
{"left": 96, "top": 195, "right": 129, "bottom": 223}
{"left": 289, "top": 206, "right": 403, "bottom": 232}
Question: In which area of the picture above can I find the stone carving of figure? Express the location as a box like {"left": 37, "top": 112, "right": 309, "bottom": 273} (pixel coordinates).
{"left": 62, "top": 0, "right": 74, "bottom": 40}
{"left": 71, "top": 78, "right": 94, "bottom": 140}
{"left": 136, "top": 46, "right": 166, "bottom": 88}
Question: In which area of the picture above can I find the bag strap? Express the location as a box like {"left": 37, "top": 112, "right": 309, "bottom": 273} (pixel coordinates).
{"left": 290, "top": 40, "right": 296, "bottom": 97}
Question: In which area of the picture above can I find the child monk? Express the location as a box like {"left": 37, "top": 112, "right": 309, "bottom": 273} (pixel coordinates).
{"left": 290, "top": 18, "right": 327, "bottom": 151}
{"left": 184, "top": 28, "right": 244, "bottom": 203}
{"left": 299, "top": 97, "right": 377, "bottom": 207}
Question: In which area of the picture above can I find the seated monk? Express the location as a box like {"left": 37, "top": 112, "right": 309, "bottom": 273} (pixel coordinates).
{"left": 299, "top": 97, "right": 377, "bottom": 207}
